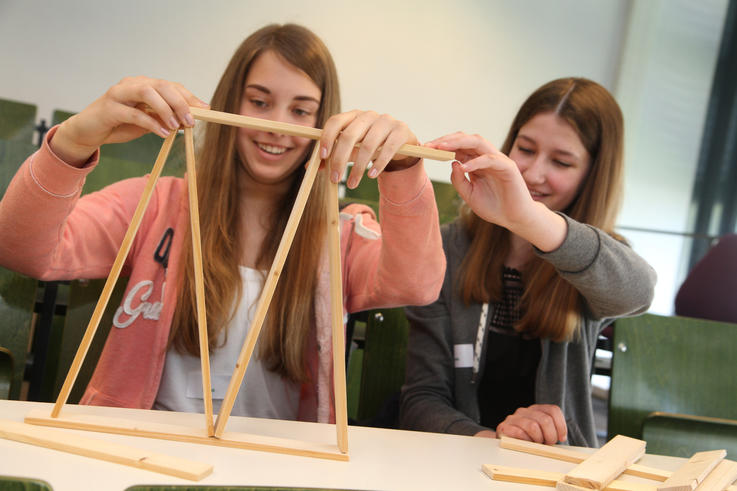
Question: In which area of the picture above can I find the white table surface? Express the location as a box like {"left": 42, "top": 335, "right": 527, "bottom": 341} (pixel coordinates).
{"left": 0, "top": 400, "right": 682, "bottom": 491}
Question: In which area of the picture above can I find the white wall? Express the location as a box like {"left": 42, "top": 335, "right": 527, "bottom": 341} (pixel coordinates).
{"left": 0, "top": 0, "right": 629, "bottom": 183}
{"left": 0, "top": 0, "right": 729, "bottom": 314}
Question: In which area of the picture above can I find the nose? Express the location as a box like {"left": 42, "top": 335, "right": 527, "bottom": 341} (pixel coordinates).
{"left": 521, "top": 156, "right": 546, "bottom": 185}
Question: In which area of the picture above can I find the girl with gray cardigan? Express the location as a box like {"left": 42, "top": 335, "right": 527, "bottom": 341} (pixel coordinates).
{"left": 399, "top": 78, "right": 656, "bottom": 448}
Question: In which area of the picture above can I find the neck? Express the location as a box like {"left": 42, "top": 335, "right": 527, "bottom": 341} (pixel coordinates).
{"left": 505, "top": 233, "right": 534, "bottom": 270}
{"left": 237, "top": 171, "right": 296, "bottom": 268}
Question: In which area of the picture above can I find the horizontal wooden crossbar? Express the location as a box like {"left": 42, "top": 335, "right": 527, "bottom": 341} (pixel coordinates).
{"left": 189, "top": 107, "right": 456, "bottom": 162}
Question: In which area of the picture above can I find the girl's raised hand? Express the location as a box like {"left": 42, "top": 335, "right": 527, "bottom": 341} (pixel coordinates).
{"left": 428, "top": 132, "right": 536, "bottom": 231}
{"left": 52, "top": 76, "right": 209, "bottom": 167}
{"left": 319, "top": 110, "right": 420, "bottom": 189}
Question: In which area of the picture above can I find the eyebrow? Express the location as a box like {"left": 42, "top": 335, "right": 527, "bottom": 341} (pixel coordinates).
{"left": 517, "top": 134, "right": 580, "bottom": 159}
{"left": 245, "top": 84, "right": 320, "bottom": 104}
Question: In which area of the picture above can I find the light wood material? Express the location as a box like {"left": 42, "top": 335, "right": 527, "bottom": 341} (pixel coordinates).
{"left": 189, "top": 107, "right": 456, "bottom": 162}
{"left": 482, "top": 465, "right": 656, "bottom": 491}
{"left": 25, "top": 408, "right": 347, "bottom": 461}
{"left": 51, "top": 132, "right": 177, "bottom": 418}
{"left": 658, "top": 450, "right": 726, "bottom": 491}
{"left": 562, "top": 435, "right": 646, "bottom": 489}
{"left": 0, "top": 419, "right": 212, "bottom": 481}
{"left": 184, "top": 127, "right": 215, "bottom": 436}
{"left": 212, "top": 143, "right": 323, "bottom": 437}
{"left": 328, "top": 180, "right": 348, "bottom": 454}
{"left": 500, "top": 436, "right": 671, "bottom": 482}
{"left": 696, "top": 460, "right": 737, "bottom": 491}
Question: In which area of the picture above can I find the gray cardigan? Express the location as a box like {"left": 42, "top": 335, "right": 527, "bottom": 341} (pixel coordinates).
{"left": 399, "top": 215, "right": 657, "bottom": 447}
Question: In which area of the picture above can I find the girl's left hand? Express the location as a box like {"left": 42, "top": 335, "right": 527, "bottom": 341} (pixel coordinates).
{"left": 319, "top": 110, "right": 420, "bottom": 189}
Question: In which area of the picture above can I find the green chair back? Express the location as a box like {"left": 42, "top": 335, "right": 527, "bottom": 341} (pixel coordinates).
{"left": 608, "top": 313, "right": 737, "bottom": 455}
{"left": 0, "top": 475, "right": 53, "bottom": 491}
{"left": 0, "top": 347, "right": 14, "bottom": 399}
{"left": 0, "top": 98, "right": 37, "bottom": 144}
{"left": 0, "top": 139, "right": 41, "bottom": 400}
{"left": 352, "top": 307, "right": 409, "bottom": 424}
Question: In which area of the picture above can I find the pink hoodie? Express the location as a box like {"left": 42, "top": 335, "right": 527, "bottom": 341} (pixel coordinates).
{"left": 0, "top": 127, "right": 445, "bottom": 422}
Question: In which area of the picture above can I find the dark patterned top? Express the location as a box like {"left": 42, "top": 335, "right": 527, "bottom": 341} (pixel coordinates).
{"left": 477, "top": 267, "right": 541, "bottom": 429}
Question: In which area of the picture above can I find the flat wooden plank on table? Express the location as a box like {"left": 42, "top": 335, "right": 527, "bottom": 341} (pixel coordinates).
{"left": 0, "top": 419, "right": 212, "bottom": 481}
{"left": 658, "top": 449, "right": 726, "bottom": 491}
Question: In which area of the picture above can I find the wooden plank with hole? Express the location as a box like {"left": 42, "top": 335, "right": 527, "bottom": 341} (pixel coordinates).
{"left": 560, "top": 435, "right": 646, "bottom": 489}
{"left": 0, "top": 419, "right": 212, "bottom": 481}
{"left": 482, "top": 465, "right": 656, "bottom": 491}
{"left": 657, "top": 450, "right": 726, "bottom": 491}
{"left": 500, "top": 436, "right": 672, "bottom": 482}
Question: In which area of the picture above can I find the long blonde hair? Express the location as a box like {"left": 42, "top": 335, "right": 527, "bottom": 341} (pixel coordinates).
{"left": 170, "top": 24, "right": 341, "bottom": 382}
{"left": 458, "top": 77, "right": 624, "bottom": 341}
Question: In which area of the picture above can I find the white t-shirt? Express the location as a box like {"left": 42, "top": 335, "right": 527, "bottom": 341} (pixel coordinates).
{"left": 153, "top": 266, "right": 300, "bottom": 420}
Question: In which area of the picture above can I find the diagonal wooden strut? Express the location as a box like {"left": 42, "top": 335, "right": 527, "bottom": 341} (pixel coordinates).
{"left": 51, "top": 132, "right": 177, "bottom": 418}
{"left": 213, "top": 143, "right": 323, "bottom": 437}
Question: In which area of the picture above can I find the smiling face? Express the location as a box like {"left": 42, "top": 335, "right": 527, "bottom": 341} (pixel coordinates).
{"left": 236, "top": 50, "right": 322, "bottom": 188}
{"left": 509, "top": 112, "right": 591, "bottom": 212}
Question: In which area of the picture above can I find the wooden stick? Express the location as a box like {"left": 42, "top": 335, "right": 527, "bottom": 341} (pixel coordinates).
{"left": 0, "top": 419, "right": 212, "bottom": 481}
{"left": 696, "top": 460, "right": 737, "bottom": 491}
{"left": 51, "top": 132, "right": 177, "bottom": 418}
{"left": 189, "top": 107, "right": 456, "bottom": 162}
{"left": 327, "top": 180, "right": 348, "bottom": 454}
{"left": 562, "top": 435, "right": 646, "bottom": 490}
{"left": 500, "top": 436, "right": 672, "bottom": 482}
{"left": 658, "top": 450, "right": 726, "bottom": 491}
{"left": 212, "top": 143, "right": 323, "bottom": 437}
{"left": 25, "top": 408, "right": 347, "bottom": 461}
{"left": 483, "top": 465, "right": 656, "bottom": 491}
{"left": 184, "top": 127, "right": 214, "bottom": 436}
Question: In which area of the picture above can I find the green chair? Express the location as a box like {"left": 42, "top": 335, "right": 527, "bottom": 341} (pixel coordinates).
{"left": 0, "top": 347, "right": 14, "bottom": 399}
{"left": 608, "top": 313, "right": 737, "bottom": 457}
{"left": 0, "top": 475, "right": 53, "bottom": 491}
{"left": 641, "top": 412, "right": 737, "bottom": 458}
{"left": 0, "top": 98, "right": 37, "bottom": 144}
{"left": 347, "top": 307, "right": 409, "bottom": 427}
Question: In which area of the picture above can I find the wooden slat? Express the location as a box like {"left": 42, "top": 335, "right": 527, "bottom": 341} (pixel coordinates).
{"left": 483, "top": 465, "right": 656, "bottom": 491}
{"left": 25, "top": 408, "right": 348, "bottom": 461}
{"left": 51, "top": 132, "right": 177, "bottom": 417}
{"left": 184, "top": 127, "right": 214, "bottom": 436}
{"left": 658, "top": 450, "right": 726, "bottom": 491}
{"left": 327, "top": 180, "right": 348, "bottom": 454}
{"left": 695, "top": 460, "right": 737, "bottom": 491}
{"left": 0, "top": 419, "right": 212, "bottom": 481}
{"left": 500, "top": 436, "right": 671, "bottom": 482}
{"left": 189, "top": 107, "right": 455, "bottom": 162}
{"left": 563, "top": 435, "right": 646, "bottom": 489}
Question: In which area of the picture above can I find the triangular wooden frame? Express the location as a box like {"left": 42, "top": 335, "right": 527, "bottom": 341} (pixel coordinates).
{"left": 22, "top": 108, "right": 454, "bottom": 462}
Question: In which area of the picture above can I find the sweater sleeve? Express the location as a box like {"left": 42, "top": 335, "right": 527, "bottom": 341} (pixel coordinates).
{"left": 0, "top": 126, "right": 148, "bottom": 280}
{"left": 400, "top": 225, "right": 486, "bottom": 436}
{"left": 536, "top": 213, "right": 657, "bottom": 320}
{"left": 341, "top": 160, "right": 445, "bottom": 312}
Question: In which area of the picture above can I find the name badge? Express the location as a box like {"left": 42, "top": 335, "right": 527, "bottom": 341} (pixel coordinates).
{"left": 454, "top": 344, "right": 474, "bottom": 368}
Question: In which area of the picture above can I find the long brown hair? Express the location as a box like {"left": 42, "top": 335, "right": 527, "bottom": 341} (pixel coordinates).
{"left": 170, "top": 24, "right": 341, "bottom": 382}
{"left": 458, "top": 77, "right": 624, "bottom": 341}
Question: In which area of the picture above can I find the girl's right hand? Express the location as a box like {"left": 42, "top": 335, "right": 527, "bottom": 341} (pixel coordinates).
{"left": 51, "top": 76, "right": 209, "bottom": 167}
